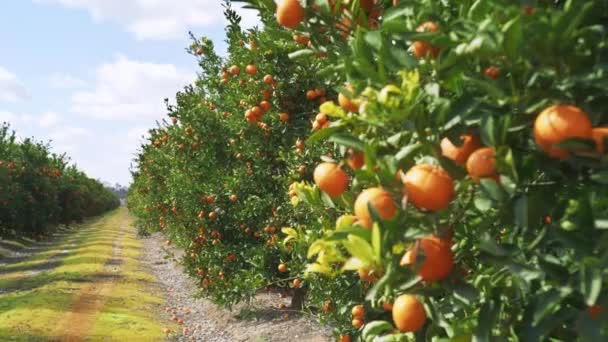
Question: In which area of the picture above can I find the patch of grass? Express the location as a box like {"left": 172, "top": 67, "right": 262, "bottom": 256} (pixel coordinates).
{"left": 0, "top": 208, "right": 169, "bottom": 340}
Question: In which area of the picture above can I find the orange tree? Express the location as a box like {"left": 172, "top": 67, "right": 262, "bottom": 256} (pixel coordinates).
{"left": 0, "top": 123, "right": 120, "bottom": 238}
{"left": 128, "top": 0, "right": 608, "bottom": 340}
{"left": 239, "top": 0, "right": 607, "bottom": 340}
{"left": 127, "top": 2, "right": 368, "bottom": 323}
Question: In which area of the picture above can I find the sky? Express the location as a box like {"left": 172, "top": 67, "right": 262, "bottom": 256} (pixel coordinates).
{"left": 0, "top": 0, "right": 260, "bottom": 185}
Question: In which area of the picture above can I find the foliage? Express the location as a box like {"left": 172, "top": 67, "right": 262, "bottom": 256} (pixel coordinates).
{"left": 0, "top": 123, "right": 120, "bottom": 238}
{"left": 130, "top": 0, "right": 608, "bottom": 340}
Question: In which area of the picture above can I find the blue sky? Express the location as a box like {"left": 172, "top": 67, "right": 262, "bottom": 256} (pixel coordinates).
{"left": 0, "top": 0, "right": 259, "bottom": 185}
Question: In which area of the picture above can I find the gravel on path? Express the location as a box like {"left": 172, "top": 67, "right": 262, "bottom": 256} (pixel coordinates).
{"left": 140, "top": 232, "right": 333, "bottom": 342}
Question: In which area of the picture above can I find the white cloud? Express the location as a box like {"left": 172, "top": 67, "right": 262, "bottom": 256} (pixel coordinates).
{"left": 69, "top": 54, "right": 193, "bottom": 120}
{"left": 0, "top": 110, "right": 87, "bottom": 153}
{"left": 34, "top": 0, "right": 261, "bottom": 40}
{"left": 49, "top": 73, "right": 86, "bottom": 89}
{"left": 0, "top": 66, "right": 28, "bottom": 102}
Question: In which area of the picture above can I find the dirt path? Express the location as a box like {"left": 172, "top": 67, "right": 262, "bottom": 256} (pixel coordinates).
{"left": 0, "top": 208, "right": 332, "bottom": 341}
{"left": 53, "top": 213, "right": 127, "bottom": 341}
{"left": 0, "top": 208, "right": 168, "bottom": 340}
{"left": 141, "top": 232, "right": 332, "bottom": 342}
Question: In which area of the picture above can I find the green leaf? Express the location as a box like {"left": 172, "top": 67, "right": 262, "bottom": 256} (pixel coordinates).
{"left": 502, "top": 16, "right": 522, "bottom": 59}
{"left": 371, "top": 223, "right": 381, "bottom": 261}
{"left": 342, "top": 234, "right": 375, "bottom": 266}
{"left": 580, "top": 264, "right": 602, "bottom": 306}
{"left": 480, "top": 116, "right": 496, "bottom": 146}
{"left": 307, "top": 125, "right": 342, "bottom": 143}
{"left": 479, "top": 234, "right": 510, "bottom": 257}
{"left": 395, "top": 143, "right": 422, "bottom": 167}
{"left": 288, "top": 49, "right": 315, "bottom": 60}
{"left": 554, "top": 137, "right": 596, "bottom": 151}
{"left": 329, "top": 134, "right": 366, "bottom": 151}
{"left": 452, "top": 282, "right": 480, "bottom": 306}
{"left": 514, "top": 195, "right": 528, "bottom": 230}
{"left": 473, "top": 296, "right": 500, "bottom": 342}
{"left": 361, "top": 321, "right": 394, "bottom": 341}
{"left": 479, "top": 179, "right": 507, "bottom": 202}
{"left": 532, "top": 287, "right": 573, "bottom": 325}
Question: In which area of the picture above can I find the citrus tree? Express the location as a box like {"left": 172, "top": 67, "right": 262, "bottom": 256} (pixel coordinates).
{"left": 0, "top": 123, "right": 120, "bottom": 238}
{"left": 129, "top": 0, "right": 608, "bottom": 340}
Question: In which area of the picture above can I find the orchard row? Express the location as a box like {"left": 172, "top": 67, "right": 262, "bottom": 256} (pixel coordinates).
{"left": 0, "top": 124, "right": 120, "bottom": 238}
{"left": 129, "top": 1, "right": 608, "bottom": 340}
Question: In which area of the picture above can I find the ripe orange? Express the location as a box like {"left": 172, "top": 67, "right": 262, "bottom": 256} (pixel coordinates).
{"left": 293, "top": 34, "right": 310, "bottom": 45}
{"left": 392, "top": 294, "right": 426, "bottom": 332}
{"left": 587, "top": 304, "right": 603, "bottom": 320}
{"left": 466, "top": 147, "right": 498, "bottom": 182}
{"left": 293, "top": 278, "right": 302, "bottom": 288}
{"left": 245, "top": 64, "right": 257, "bottom": 75}
{"left": 533, "top": 104, "right": 592, "bottom": 158}
{"left": 260, "top": 101, "right": 271, "bottom": 112}
{"left": 411, "top": 21, "right": 440, "bottom": 58}
{"left": 382, "top": 301, "right": 393, "bottom": 312}
{"left": 306, "top": 90, "right": 317, "bottom": 100}
{"left": 400, "top": 235, "right": 454, "bottom": 281}
{"left": 351, "top": 305, "right": 365, "bottom": 319}
{"left": 347, "top": 149, "right": 365, "bottom": 170}
{"left": 263, "top": 74, "right": 274, "bottom": 85}
{"left": 440, "top": 134, "right": 481, "bottom": 165}
{"left": 208, "top": 211, "right": 217, "bottom": 220}
{"left": 251, "top": 106, "right": 263, "bottom": 119}
{"left": 315, "top": 113, "right": 327, "bottom": 124}
{"left": 313, "top": 163, "right": 349, "bottom": 197}
{"left": 276, "top": 0, "right": 305, "bottom": 29}
{"left": 591, "top": 127, "right": 608, "bottom": 154}
{"left": 338, "top": 84, "right": 359, "bottom": 113}
{"left": 402, "top": 164, "right": 454, "bottom": 211}
{"left": 229, "top": 65, "right": 240, "bottom": 75}
{"left": 352, "top": 318, "right": 364, "bottom": 329}
{"left": 278, "top": 263, "right": 287, "bottom": 272}
{"left": 279, "top": 112, "right": 290, "bottom": 122}
{"left": 339, "top": 335, "right": 351, "bottom": 342}
{"left": 354, "top": 188, "right": 397, "bottom": 228}
{"left": 230, "top": 194, "right": 238, "bottom": 202}
{"left": 357, "top": 268, "right": 380, "bottom": 282}
{"left": 485, "top": 66, "right": 500, "bottom": 80}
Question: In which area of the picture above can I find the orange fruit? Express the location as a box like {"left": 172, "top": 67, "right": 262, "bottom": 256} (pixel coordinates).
{"left": 293, "top": 278, "right": 302, "bottom": 288}
{"left": 466, "top": 147, "right": 498, "bottom": 182}
{"left": 351, "top": 305, "right": 365, "bottom": 319}
{"left": 587, "top": 304, "right": 603, "bottom": 320}
{"left": 402, "top": 164, "right": 454, "bottom": 211}
{"left": 315, "top": 113, "right": 327, "bottom": 124}
{"left": 338, "top": 84, "right": 359, "bottom": 113}
{"left": 306, "top": 90, "right": 317, "bottom": 100}
{"left": 279, "top": 112, "right": 290, "bottom": 122}
{"left": 354, "top": 188, "right": 397, "bottom": 229}
{"left": 485, "top": 66, "right": 500, "bottom": 80}
{"left": 392, "top": 294, "right": 426, "bottom": 332}
{"left": 440, "top": 134, "right": 481, "bottom": 165}
{"left": 251, "top": 106, "right": 263, "bottom": 119}
{"left": 293, "top": 34, "right": 310, "bottom": 45}
{"left": 230, "top": 194, "right": 238, "bottom": 202}
{"left": 263, "top": 74, "right": 274, "bottom": 85}
{"left": 313, "top": 163, "right": 349, "bottom": 197}
{"left": 357, "top": 268, "right": 380, "bottom": 282}
{"left": 352, "top": 318, "right": 364, "bottom": 329}
{"left": 591, "top": 127, "right": 608, "bottom": 154}
{"left": 229, "top": 65, "right": 240, "bottom": 75}
{"left": 277, "top": 0, "right": 305, "bottom": 29}
{"left": 339, "top": 335, "right": 351, "bottom": 342}
{"left": 245, "top": 64, "right": 257, "bottom": 75}
{"left": 278, "top": 263, "right": 287, "bottom": 272}
{"left": 533, "top": 104, "right": 592, "bottom": 158}
{"left": 411, "top": 21, "right": 440, "bottom": 58}
{"left": 400, "top": 235, "right": 454, "bottom": 281}
{"left": 208, "top": 211, "right": 217, "bottom": 220}
{"left": 382, "top": 301, "right": 393, "bottom": 311}
{"left": 260, "top": 101, "right": 271, "bottom": 112}
{"left": 347, "top": 149, "right": 365, "bottom": 170}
